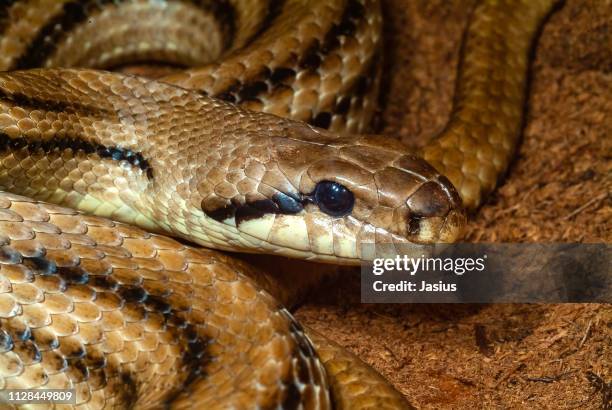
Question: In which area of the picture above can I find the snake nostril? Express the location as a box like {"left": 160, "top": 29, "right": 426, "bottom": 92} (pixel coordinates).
{"left": 406, "top": 181, "right": 453, "bottom": 218}
{"left": 407, "top": 216, "right": 422, "bottom": 235}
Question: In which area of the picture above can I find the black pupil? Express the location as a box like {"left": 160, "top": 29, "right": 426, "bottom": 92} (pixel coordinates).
{"left": 313, "top": 181, "right": 354, "bottom": 217}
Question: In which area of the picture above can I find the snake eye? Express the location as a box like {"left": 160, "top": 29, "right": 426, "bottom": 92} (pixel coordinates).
{"left": 313, "top": 181, "right": 354, "bottom": 217}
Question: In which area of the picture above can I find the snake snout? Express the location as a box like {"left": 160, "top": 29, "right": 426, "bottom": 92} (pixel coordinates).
{"left": 405, "top": 174, "right": 466, "bottom": 244}
{"left": 406, "top": 176, "right": 461, "bottom": 218}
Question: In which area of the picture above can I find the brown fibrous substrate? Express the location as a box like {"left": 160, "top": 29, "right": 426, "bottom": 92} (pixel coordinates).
{"left": 296, "top": 1, "right": 611, "bottom": 408}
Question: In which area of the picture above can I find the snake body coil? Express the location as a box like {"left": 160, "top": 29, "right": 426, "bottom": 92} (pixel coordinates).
{"left": 0, "top": 0, "right": 559, "bottom": 408}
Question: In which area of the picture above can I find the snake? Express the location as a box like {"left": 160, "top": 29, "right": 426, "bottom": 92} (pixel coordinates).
{"left": 0, "top": 0, "right": 560, "bottom": 408}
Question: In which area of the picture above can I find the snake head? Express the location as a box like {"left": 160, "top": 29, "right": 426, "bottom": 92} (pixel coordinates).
{"left": 191, "top": 119, "right": 465, "bottom": 264}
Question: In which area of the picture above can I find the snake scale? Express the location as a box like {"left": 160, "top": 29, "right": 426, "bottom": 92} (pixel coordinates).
{"left": 0, "top": 0, "right": 559, "bottom": 408}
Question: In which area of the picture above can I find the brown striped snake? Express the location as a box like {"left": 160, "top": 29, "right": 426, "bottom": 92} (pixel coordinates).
{"left": 0, "top": 0, "right": 560, "bottom": 408}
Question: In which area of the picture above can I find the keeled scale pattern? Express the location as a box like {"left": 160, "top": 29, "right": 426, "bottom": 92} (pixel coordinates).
{"left": 0, "top": 192, "right": 329, "bottom": 409}
{"left": 423, "top": 0, "right": 560, "bottom": 210}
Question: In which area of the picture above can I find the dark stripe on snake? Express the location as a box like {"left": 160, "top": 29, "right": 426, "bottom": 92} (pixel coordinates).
{"left": 323, "top": 0, "right": 366, "bottom": 52}
{"left": 310, "top": 52, "right": 379, "bottom": 129}
{"left": 89, "top": 275, "right": 211, "bottom": 390}
{"left": 0, "top": 0, "right": 17, "bottom": 37}
{"left": 312, "top": 112, "right": 333, "bottom": 129}
{"left": 0, "top": 132, "right": 153, "bottom": 178}
{"left": 182, "top": 324, "right": 212, "bottom": 385}
{"left": 56, "top": 266, "right": 90, "bottom": 285}
{"left": 202, "top": 192, "right": 304, "bottom": 224}
{"left": 62, "top": 343, "right": 86, "bottom": 362}
{"left": 270, "top": 67, "right": 297, "bottom": 83}
{"left": 30, "top": 328, "right": 60, "bottom": 351}
{"left": 3, "top": 322, "right": 30, "bottom": 343}
{"left": 190, "top": 0, "right": 237, "bottom": 50}
{"left": 214, "top": 0, "right": 366, "bottom": 104}
{"left": 245, "top": 0, "right": 286, "bottom": 46}
{"left": 11, "top": 339, "right": 42, "bottom": 367}
{"left": 12, "top": 0, "right": 236, "bottom": 70}
{"left": 17, "top": 251, "right": 213, "bottom": 397}
{"left": 83, "top": 350, "right": 106, "bottom": 370}
{"left": 202, "top": 201, "right": 236, "bottom": 222}
{"left": 281, "top": 383, "right": 302, "bottom": 410}
{"left": 298, "top": 0, "right": 366, "bottom": 70}
{"left": 235, "top": 199, "right": 280, "bottom": 225}
{"left": 23, "top": 256, "right": 56, "bottom": 276}
{"left": 277, "top": 316, "right": 321, "bottom": 409}
{"left": 66, "top": 357, "right": 89, "bottom": 381}
{"left": 12, "top": 0, "right": 113, "bottom": 69}
{"left": 288, "top": 319, "right": 316, "bottom": 358}
{"left": 0, "top": 244, "right": 21, "bottom": 264}
{"left": 117, "top": 373, "right": 138, "bottom": 408}
{"left": 0, "top": 301, "right": 34, "bottom": 363}
{"left": 0, "top": 329, "right": 13, "bottom": 353}
{"left": 0, "top": 88, "right": 111, "bottom": 118}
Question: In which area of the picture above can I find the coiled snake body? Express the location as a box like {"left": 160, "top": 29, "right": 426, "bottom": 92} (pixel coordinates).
{"left": 0, "top": 0, "right": 559, "bottom": 408}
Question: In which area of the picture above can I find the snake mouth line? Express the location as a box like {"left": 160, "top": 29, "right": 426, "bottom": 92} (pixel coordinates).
{"left": 202, "top": 191, "right": 304, "bottom": 226}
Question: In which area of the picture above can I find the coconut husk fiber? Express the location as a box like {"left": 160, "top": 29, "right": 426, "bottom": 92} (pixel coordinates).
{"left": 295, "top": 1, "right": 611, "bottom": 408}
